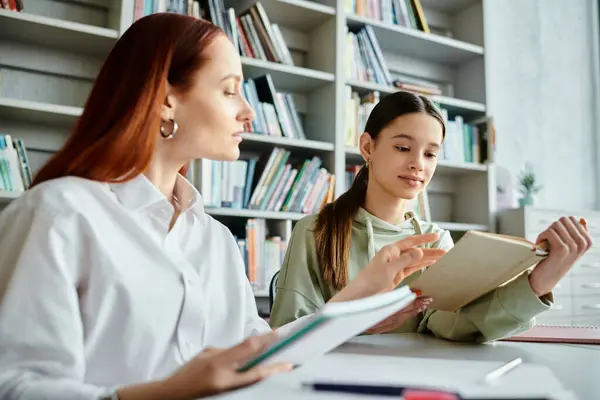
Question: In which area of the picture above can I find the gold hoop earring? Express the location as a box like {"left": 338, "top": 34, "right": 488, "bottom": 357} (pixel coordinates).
{"left": 365, "top": 159, "right": 370, "bottom": 168}
{"left": 160, "top": 118, "right": 178, "bottom": 139}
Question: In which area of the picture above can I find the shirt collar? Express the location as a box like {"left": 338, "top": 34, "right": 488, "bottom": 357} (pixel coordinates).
{"left": 108, "top": 173, "right": 203, "bottom": 214}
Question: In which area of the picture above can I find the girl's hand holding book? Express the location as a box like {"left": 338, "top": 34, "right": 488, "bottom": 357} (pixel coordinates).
{"left": 330, "top": 233, "right": 446, "bottom": 303}
{"left": 529, "top": 216, "right": 593, "bottom": 297}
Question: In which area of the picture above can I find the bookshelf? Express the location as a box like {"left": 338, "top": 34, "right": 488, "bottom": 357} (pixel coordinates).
{"left": 0, "top": 0, "right": 495, "bottom": 315}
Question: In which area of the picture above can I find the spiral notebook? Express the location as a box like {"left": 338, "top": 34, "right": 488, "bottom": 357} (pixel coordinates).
{"left": 501, "top": 325, "right": 600, "bottom": 344}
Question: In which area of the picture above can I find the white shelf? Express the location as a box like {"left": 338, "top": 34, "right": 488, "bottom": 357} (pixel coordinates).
{"left": 346, "top": 80, "right": 486, "bottom": 116}
{"left": 429, "top": 95, "right": 486, "bottom": 115}
{"left": 0, "top": 98, "right": 82, "bottom": 126}
{"left": 241, "top": 133, "right": 334, "bottom": 151}
{"left": 436, "top": 221, "right": 488, "bottom": 232}
{"left": 241, "top": 57, "right": 335, "bottom": 93}
{"left": 244, "top": 0, "right": 335, "bottom": 31}
{"left": 346, "top": 14, "right": 484, "bottom": 65}
{"left": 0, "top": 190, "right": 22, "bottom": 203}
{"left": 205, "top": 207, "right": 306, "bottom": 221}
{"left": 420, "top": 0, "right": 479, "bottom": 13}
{"left": 344, "top": 146, "right": 487, "bottom": 174}
{"left": 436, "top": 159, "right": 488, "bottom": 173}
{"left": 347, "top": 79, "right": 396, "bottom": 95}
{"left": 0, "top": 9, "right": 118, "bottom": 57}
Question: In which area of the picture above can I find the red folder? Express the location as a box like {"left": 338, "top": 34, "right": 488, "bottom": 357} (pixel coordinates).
{"left": 502, "top": 325, "right": 600, "bottom": 345}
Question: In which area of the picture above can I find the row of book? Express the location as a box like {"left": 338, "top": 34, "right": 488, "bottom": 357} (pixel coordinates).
{"left": 346, "top": 20, "right": 445, "bottom": 96}
{"left": 197, "top": 147, "right": 335, "bottom": 214}
{"left": 443, "top": 115, "right": 488, "bottom": 165}
{"left": 346, "top": 25, "right": 392, "bottom": 86}
{"left": 242, "top": 74, "right": 306, "bottom": 140}
{"left": 343, "top": 89, "right": 490, "bottom": 165}
{"left": 227, "top": 2, "right": 294, "bottom": 66}
{"left": 135, "top": 0, "right": 296, "bottom": 67}
{"left": 134, "top": 0, "right": 197, "bottom": 17}
{"left": 234, "top": 219, "right": 286, "bottom": 294}
{"left": 1, "top": 0, "right": 23, "bottom": 11}
{"left": 0, "top": 134, "right": 32, "bottom": 193}
{"left": 346, "top": 0, "right": 430, "bottom": 33}
{"left": 344, "top": 87, "right": 379, "bottom": 148}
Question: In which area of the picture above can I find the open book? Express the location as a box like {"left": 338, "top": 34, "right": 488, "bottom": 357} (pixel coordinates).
{"left": 409, "top": 231, "right": 549, "bottom": 312}
{"left": 239, "top": 286, "right": 416, "bottom": 371}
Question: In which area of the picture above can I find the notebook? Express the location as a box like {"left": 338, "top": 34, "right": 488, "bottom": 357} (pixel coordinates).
{"left": 409, "top": 230, "right": 549, "bottom": 312}
{"left": 238, "top": 286, "right": 416, "bottom": 371}
{"left": 501, "top": 325, "right": 600, "bottom": 345}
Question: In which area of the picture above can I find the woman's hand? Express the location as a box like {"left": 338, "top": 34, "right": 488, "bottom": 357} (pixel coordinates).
{"left": 330, "top": 233, "right": 447, "bottom": 303}
{"left": 117, "top": 332, "right": 292, "bottom": 400}
{"left": 529, "top": 216, "right": 592, "bottom": 297}
{"left": 366, "top": 296, "right": 432, "bottom": 334}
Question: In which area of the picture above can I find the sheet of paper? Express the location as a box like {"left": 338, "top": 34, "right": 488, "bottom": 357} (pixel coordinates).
{"left": 280, "top": 353, "right": 575, "bottom": 399}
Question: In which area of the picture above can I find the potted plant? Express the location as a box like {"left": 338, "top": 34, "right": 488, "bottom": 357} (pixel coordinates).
{"left": 517, "top": 162, "right": 542, "bottom": 207}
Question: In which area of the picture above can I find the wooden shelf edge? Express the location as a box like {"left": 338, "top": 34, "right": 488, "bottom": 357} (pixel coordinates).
{"left": 241, "top": 133, "right": 334, "bottom": 151}
{"left": 430, "top": 95, "right": 486, "bottom": 113}
{"left": 0, "top": 190, "right": 22, "bottom": 201}
{"left": 346, "top": 81, "right": 486, "bottom": 113}
{"left": 0, "top": 9, "right": 119, "bottom": 39}
{"left": 345, "top": 14, "right": 484, "bottom": 55}
{"left": 0, "top": 97, "right": 83, "bottom": 116}
{"left": 437, "top": 160, "right": 488, "bottom": 171}
{"left": 241, "top": 57, "right": 335, "bottom": 81}
{"left": 205, "top": 207, "right": 307, "bottom": 221}
{"left": 280, "top": 0, "right": 336, "bottom": 15}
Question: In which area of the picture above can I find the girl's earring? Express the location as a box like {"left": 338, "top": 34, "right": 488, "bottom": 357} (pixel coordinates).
{"left": 365, "top": 159, "right": 370, "bottom": 168}
{"left": 160, "top": 118, "right": 178, "bottom": 139}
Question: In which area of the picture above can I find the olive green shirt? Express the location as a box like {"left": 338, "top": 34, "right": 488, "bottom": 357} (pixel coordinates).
{"left": 269, "top": 207, "right": 553, "bottom": 343}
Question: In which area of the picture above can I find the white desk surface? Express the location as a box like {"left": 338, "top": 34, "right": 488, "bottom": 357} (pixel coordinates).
{"left": 213, "top": 333, "right": 600, "bottom": 400}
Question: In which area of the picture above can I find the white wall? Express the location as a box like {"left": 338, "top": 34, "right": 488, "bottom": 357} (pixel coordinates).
{"left": 484, "top": 0, "right": 599, "bottom": 211}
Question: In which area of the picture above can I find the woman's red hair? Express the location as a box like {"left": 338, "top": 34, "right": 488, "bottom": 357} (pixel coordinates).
{"left": 31, "top": 13, "right": 223, "bottom": 187}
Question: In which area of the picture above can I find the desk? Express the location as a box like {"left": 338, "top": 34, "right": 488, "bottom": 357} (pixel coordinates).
{"left": 214, "top": 333, "right": 600, "bottom": 399}
{"left": 336, "top": 334, "right": 600, "bottom": 399}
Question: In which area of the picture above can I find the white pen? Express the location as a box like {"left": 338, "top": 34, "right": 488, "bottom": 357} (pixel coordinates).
{"left": 482, "top": 357, "right": 523, "bottom": 385}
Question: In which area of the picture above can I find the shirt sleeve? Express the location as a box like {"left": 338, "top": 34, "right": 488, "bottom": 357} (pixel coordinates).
{"left": 418, "top": 230, "right": 553, "bottom": 343}
{"left": 0, "top": 202, "right": 109, "bottom": 400}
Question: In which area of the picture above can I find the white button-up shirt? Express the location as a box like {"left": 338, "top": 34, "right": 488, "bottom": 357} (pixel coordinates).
{"left": 0, "top": 173, "right": 272, "bottom": 399}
